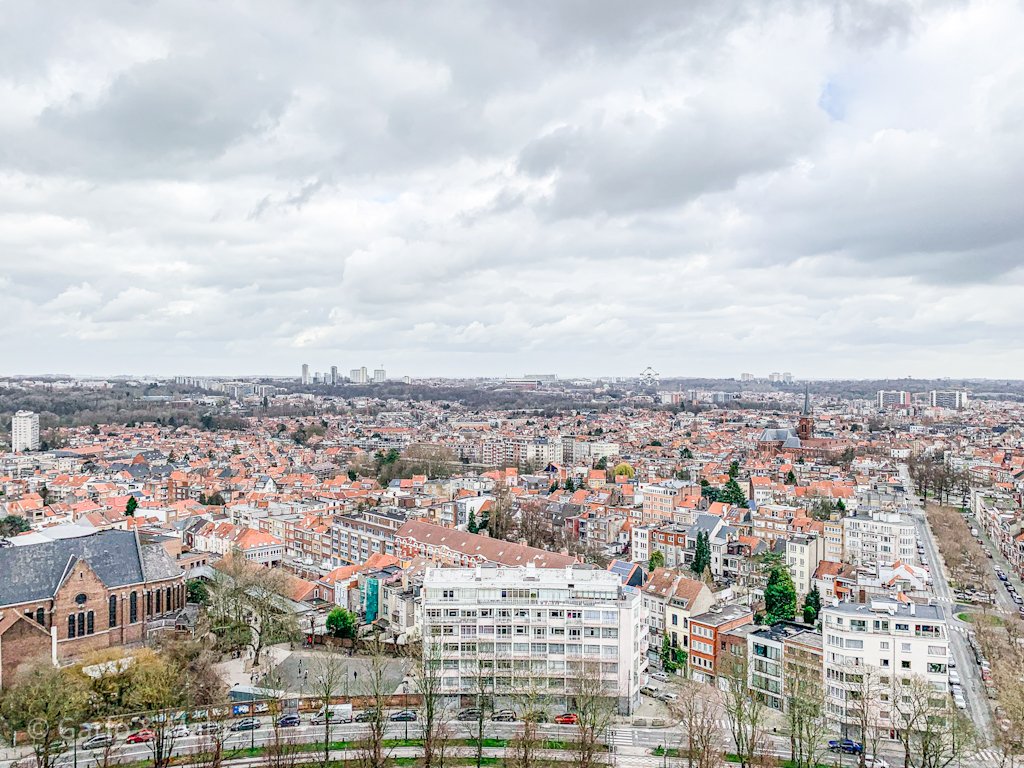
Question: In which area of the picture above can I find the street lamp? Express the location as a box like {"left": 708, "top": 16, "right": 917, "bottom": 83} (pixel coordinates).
{"left": 402, "top": 682, "right": 409, "bottom": 741}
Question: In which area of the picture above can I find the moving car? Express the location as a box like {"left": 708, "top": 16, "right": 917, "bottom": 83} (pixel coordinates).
{"left": 863, "top": 755, "right": 890, "bottom": 768}
{"left": 193, "top": 722, "right": 222, "bottom": 735}
{"left": 828, "top": 739, "right": 863, "bottom": 754}
{"left": 126, "top": 729, "right": 156, "bottom": 744}
{"left": 354, "top": 710, "right": 378, "bottom": 723}
{"left": 553, "top": 713, "right": 579, "bottom": 725}
{"left": 389, "top": 710, "right": 418, "bottom": 722}
{"left": 276, "top": 714, "right": 301, "bottom": 728}
{"left": 170, "top": 725, "right": 190, "bottom": 738}
{"left": 230, "top": 718, "right": 261, "bottom": 732}
{"left": 490, "top": 710, "right": 517, "bottom": 722}
{"left": 456, "top": 708, "right": 482, "bottom": 722}
{"left": 82, "top": 734, "right": 115, "bottom": 750}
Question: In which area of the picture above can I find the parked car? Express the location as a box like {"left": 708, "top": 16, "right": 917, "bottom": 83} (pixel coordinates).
{"left": 83, "top": 734, "right": 115, "bottom": 751}
{"left": 230, "top": 719, "right": 261, "bottom": 732}
{"left": 490, "top": 710, "right": 517, "bottom": 722}
{"left": 276, "top": 714, "right": 301, "bottom": 728}
{"left": 456, "top": 708, "right": 482, "bottom": 722}
{"left": 354, "top": 710, "right": 378, "bottom": 723}
{"left": 390, "top": 710, "right": 418, "bottom": 722}
{"left": 640, "top": 686, "right": 659, "bottom": 697}
{"left": 657, "top": 691, "right": 679, "bottom": 702}
{"left": 553, "top": 713, "right": 579, "bottom": 725}
{"left": 947, "top": 656, "right": 956, "bottom": 669}
{"left": 863, "top": 756, "right": 890, "bottom": 768}
{"left": 650, "top": 671, "right": 669, "bottom": 682}
{"left": 828, "top": 739, "right": 863, "bottom": 755}
{"left": 949, "top": 670, "right": 961, "bottom": 686}
{"left": 127, "top": 729, "right": 156, "bottom": 744}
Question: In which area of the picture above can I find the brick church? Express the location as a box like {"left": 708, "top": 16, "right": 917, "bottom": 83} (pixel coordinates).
{"left": 0, "top": 528, "right": 185, "bottom": 687}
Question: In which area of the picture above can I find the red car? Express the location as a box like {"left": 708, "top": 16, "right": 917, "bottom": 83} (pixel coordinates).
{"left": 553, "top": 713, "right": 578, "bottom": 725}
{"left": 127, "top": 729, "right": 156, "bottom": 744}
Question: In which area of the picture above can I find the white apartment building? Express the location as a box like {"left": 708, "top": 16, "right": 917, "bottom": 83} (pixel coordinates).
{"left": 877, "top": 390, "right": 911, "bottom": 409}
{"left": 929, "top": 390, "right": 968, "bottom": 410}
{"left": 842, "top": 512, "right": 918, "bottom": 571}
{"left": 11, "top": 411, "right": 40, "bottom": 453}
{"left": 786, "top": 533, "right": 824, "bottom": 595}
{"left": 422, "top": 564, "right": 646, "bottom": 714}
{"left": 822, "top": 601, "right": 949, "bottom": 739}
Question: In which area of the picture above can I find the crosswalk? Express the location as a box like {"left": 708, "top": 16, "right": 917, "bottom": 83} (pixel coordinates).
{"left": 606, "top": 728, "right": 635, "bottom": 747}
{"left": 970, "top": 748, "right": 1002, "bottom": 764}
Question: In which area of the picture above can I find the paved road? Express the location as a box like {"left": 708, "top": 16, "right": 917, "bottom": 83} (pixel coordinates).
{"left": 897, "top": 465, "right": 992, "bottom": 738}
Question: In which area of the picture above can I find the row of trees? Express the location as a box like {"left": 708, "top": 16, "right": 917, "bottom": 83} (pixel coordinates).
{"left": 908, "top": 453, "right": 972, "bottom": 505}
{"left": 666, "top": 654, "right": 978, "bottom": 768}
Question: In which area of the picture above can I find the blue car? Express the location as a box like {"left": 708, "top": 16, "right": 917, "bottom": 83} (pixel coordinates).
{"left": 828, "top": 739, "right": 863, "bottom": 754}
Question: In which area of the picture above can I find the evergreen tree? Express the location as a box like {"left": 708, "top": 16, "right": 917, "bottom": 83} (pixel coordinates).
{"left": 565, "top": 478, "right": 576, "bottom": 492}
{"left": 125, "top": 496, "right": 138, "bottom": 516}
{"left": 836, "top": 499, "right": 846, "bottom": 512}
{"left": 691, "top": 531, "right": 711, "bottom": 577}
{"left": 680, "top": 447, "right": 693, "bottom": 459}
{"left": 802, "top": 585, "right": 822, "bottom": 624}
{"left": 785, "top": 470, "right": 797, "bottom": 485}
{"left": 467, "top": 511, "right": 479, "bottom": 534}
{"left": 728, "top": 460, "right": 739, "bottom": 479}
{"left": 549, "top": 481, "right": 559, "bottom": 493}
{"left": 648, "top": 549, "right": 665, "bottom": 572}
{"left": 764, "top": 564, "right": 798, "bottom": 624}
{"left": 719, "top": 478, "right": 747, "bottom": 506}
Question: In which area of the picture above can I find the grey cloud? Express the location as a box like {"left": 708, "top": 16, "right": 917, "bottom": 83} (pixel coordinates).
{"left": 1, "top": 1, "right": 1023, "bottom": 377}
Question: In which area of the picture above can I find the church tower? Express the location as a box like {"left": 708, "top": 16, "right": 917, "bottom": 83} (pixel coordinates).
{"left": 797, "top": 384, "right": 814, "bottom": 441}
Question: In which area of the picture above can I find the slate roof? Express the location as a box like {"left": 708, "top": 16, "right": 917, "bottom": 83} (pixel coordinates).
{"left": 0, "top": 529, "right": 182, "bottom": 606}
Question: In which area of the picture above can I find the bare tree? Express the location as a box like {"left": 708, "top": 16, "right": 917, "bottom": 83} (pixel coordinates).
{"left": 191, "top": 705, "right": 236, "bottom": 768}
{"left": 842, "top": 664, "right": 885, "bottom": 768}
{"left": 408, "top": 640, "right": 452, "bottom": 768}
{"left": 208, "top": 552, "right": 299, "bottom": 667}
{"left": 569, "top": 661, "right": 615, "bottom": 768}
{"left": 468, "top": 663, "right": 494, "bottom": 768}
{"left": 507, "top": 678, "right": 547, "bottom": 768}
{"left": 784, "top": 663, "right": 829, "bottom": 768}
{"left": 309, "top": 652, "right": 349, "bottom": 768}
{"left": 669, "top": 678, "right": 723, "bottom": 768}
{"left": 354, "top": 637, "right": 392, "bottom": 768}
{"left": 720, "top": 655, "right": 768, "bottom": 768}
{"left": 261, "top": 669, "right": 302, "bottom": 768}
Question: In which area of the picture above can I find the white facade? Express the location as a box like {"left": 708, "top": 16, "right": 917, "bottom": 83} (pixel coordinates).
{"left": 422, "top": 564, "right": 646, "bottom": 714}
{"left": 929, "top": 390, "right": 968, "bottom": 410}
{"left": 11, "top": 411, "right": 40, "bottom": 452}
{"left": 822, "top": 601, "right": 949, "bottom": 737}
{"left": 842, "top": 512, "right": 918, "bottom": 571}
{"left": 786, "top": 534, "right": 824, "bottom": 595}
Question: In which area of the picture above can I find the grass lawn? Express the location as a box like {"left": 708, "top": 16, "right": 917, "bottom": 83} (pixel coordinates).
{"left": 958, "top": 612, "right": 1003, "bottom": 625}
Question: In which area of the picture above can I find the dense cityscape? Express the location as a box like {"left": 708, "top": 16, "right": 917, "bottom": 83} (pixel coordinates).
{"left": 4, "top": 1, "right": 1024, "bottom": 767}
{"left": 1, "top": 372, "right": 1023, "bottom": 768}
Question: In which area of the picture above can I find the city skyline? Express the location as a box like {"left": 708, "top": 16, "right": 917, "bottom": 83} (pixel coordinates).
{"left": 3, "top": 2, "right": 1024, "bottom": 378}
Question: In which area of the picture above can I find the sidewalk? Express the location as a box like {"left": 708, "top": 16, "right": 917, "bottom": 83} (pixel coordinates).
{"left": 213, "top": 643, "right": 293, "bottom": 691}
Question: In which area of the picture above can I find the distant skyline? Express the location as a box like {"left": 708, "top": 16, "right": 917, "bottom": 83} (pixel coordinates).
{"left": 3, "top": 2, "right": 1024, "bottom": 378}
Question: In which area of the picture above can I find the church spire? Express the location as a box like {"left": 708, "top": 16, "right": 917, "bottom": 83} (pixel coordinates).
{"left": 802, "top": 382, "right": 810, "bottom": 416}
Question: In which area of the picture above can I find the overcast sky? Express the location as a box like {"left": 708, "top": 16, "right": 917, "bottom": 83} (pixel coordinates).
{"left": 2, "top": 1, "right": 1023, "bottom": 380}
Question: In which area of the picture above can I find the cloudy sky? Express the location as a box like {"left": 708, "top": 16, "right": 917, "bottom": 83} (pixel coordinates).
{"left": 2, "top": 1, "right": 1023, "bottom": 379}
